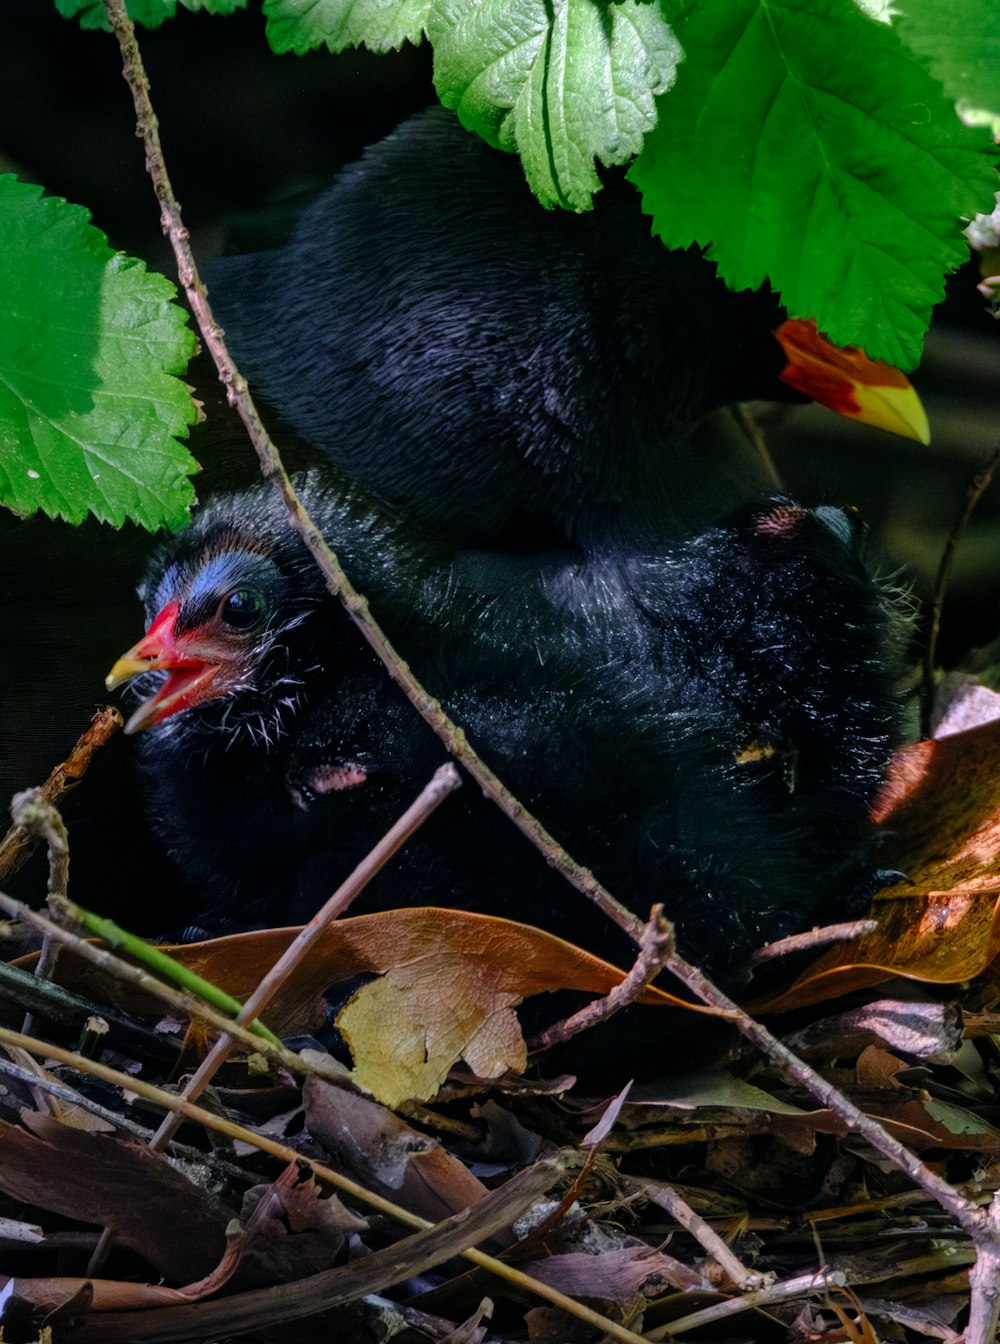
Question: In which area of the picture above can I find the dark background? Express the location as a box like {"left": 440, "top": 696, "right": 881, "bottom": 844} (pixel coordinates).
{"left": 1, "top": 0, "right": 998, "bottom": 927}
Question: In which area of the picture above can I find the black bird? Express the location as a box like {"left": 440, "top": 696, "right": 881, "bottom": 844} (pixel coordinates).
{"left": 104, "top": 110, "right": 914, "bottom": 1078}
{"left": 204, "top": 107, "right": 928, "bottom": 551}
{"left": 107, "top": 471, "right": 906, "bottom": 994}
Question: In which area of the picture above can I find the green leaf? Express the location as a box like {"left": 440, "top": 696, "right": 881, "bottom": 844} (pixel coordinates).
{"left": 56, "top": 0, "right": 244, "bottom": 29}
{"left": 629, "top": 0, "right": 999, "bottom": 369}
{"left": 264, "top": 0, "right": 430, "bottom": 53}
{"left": 0, "top": 178, "right": 198, "bottom": 529}
{"left": 56, "top": 0, "right": 173, "bottom": 28}
{"left": 896, "top": 0, "right": 1000, "bottom": 135}
{"left": 429, "top": 0, "right": 683, "bottom": 210}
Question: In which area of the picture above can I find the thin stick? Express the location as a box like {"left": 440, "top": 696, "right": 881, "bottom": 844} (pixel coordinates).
{"left": 661, "top": 947, "right": 1000, "bottom": 1344}
{"left": 646, "top": 1266, "right": 846, "bottom": 1339}
{"left": 0, "top": 1027, "right": 647, "bottom": 1344}
{"left": 101, "top": 0, "right": 642, "bottom": 948}
{"left": 10, "top": 789, "right": 69, "bottom": 1036}
{"left": 85, "top": 763, "right": 460, "bottom": 1276}
{"left": 732, "top": 403, "right": 784, "bottom": 491}
{"left": 920, "top": 443, "right": 1000, "bottom": 738}
{"left": 146, "top": 764, "right": 460, "bottom": 1153}
{"left": 527, "top": 904, "right": 689, "bottom": 1052}
{"left": 0, "top": 891, "right": 310, "bottom": 1078}
{"left": 629, "top": 1177, "right": 765, "bottom": 1292}
{"left": 0, "top": 708, "right": 120, "bottom": 884}
{"left": 749, "top": 919, "right": 878, "bottom": 967}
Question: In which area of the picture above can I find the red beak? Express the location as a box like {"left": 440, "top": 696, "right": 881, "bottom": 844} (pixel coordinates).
{"left": 775, "top": 318, "right": 930, "bottom": 445}
{"left": 105, "top": 601, "right": 221, "bottom": 734}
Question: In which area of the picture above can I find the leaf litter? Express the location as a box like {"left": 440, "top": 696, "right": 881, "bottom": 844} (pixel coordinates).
{"left": 3, "top": 711, "right": 1000, "bottom": 1340}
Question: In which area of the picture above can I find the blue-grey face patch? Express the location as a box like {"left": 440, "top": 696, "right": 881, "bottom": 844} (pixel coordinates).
{"left": 152, "top": 553, "right": 286, "bottom": 634}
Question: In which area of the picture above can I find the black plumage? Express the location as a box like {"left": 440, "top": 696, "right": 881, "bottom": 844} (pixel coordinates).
{"left": 106, "top": 110, "right": 917, "bottom": 1081}
{"left": 114, "top": 471, "right": 905, "bottom": 993}
{"left": 204, "top": 107, "right": 813, "bottom": 550}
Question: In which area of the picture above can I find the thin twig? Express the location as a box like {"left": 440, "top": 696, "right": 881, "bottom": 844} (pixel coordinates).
{"left": 0, "top": 1026, "right": 648, "bottom": 1344}
{"left": 967, "top": 1189, "right": 1000, "bottom": 1344}
{"left": 52, "top": 896, "right": 280, "bottom": 1046}
{"left": 85, "top": 764, "right": 459, "bottom": 1274}
{"left": 920, "top": 443, "right": 1000, "bottom": 738}
{"left": 0, "top": 891, "right": 316, "bottom": 1081}
{"left": 101, "top": 0, "right": 642, "bottom": 948}
{"left": 0, "top": 1055, "right": 151, "bottom": 1139}
{"left": 628, "top": 1177, "right": 765, "bottom": 1292}
{"left": 528, "top": 905, "right": 693, "bottom": 1052}
{"left": 662, "top": 948, "right": 1000, "bottom": 1344}
{"left": 145, "top": 763, "right": 460, "bottom": 1155}
{"left": 749, "top": 919, "right": 878, "bottom": 967}
{"left": 732, "top": 403, "right": 784, "bottom": 491}
{"left": 0, "top": 708, "right": 120, "bottom": 885}
{"left": 647, "top": 1266, "right": 846, "bottom": 1339}
{"left": 10, "top": 789, "right": 70, "bottom": 1036}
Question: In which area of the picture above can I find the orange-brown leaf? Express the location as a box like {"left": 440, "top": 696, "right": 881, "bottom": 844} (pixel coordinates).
{"left": 33, "top": 908, "right": 686, "bottom": 1038}
{"left": 756, "top": 722, "right": 1000, "bottom": 1012}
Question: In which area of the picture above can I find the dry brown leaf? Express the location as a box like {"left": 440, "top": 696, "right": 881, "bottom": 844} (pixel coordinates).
{"left": 338, "top": 954, "right": 526, "bottom": 1104}
{"left": 756, "top": 721, "right": 1000, "bottom": 1012}
{"left": 0, "top": 1112, "right": 230, "bottom": 1282}
{"left": 0, "top": 1222, "right": 246, "bottom": 1315}
{"left": 581, "top": 1084, "right": 633, "bottom": 1147}
{"left": 303, "top": 1076, "right": 496, "bottom": 1228}
{"left": 29, "top": 908, "right": 683, "bottom": 1043}
{"left": 523, "top": 1245, "right": 711, "bottom": 1300}
{"left": 24, "top": 909, "right": 689, "bottom": 1105}
{"left": 438, "top": 1297, "right": 494, "bottom": 1344}
{"left": 0, "top": 1047, "right": 115, "bottom": 1134}
{"left": 781, "top": 1000, "right": 962, "bottom": 1063}
{"left": 242, "top": 1166, "right": 367, "bottom": 1240}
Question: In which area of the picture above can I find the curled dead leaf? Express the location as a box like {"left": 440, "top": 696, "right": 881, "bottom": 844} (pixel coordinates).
{"left": 755, "top": 721, "right": 1000, "bottom": 1012}
{"left": 27, "top": 908, "right": 694, "bottom": 1105}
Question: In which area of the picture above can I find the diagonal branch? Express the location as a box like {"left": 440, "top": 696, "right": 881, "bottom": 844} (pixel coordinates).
{"left": 101, "top": 0, "right": 642, "bottom": 949}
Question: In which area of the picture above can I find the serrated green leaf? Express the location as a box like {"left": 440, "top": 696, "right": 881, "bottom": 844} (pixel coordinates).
{"left": 896, "top": 0, "right": 1000, "bottom": 133}
{"left": 0, "top": 178, "right": 198, "bottom": 529}
{"left": 264, "top": 0, "right": 430, "bottom": 53}
{"left": 182, "top": 0, "right": 246, "bottom": 10}
{"left": 56, "top": 0, "right": 244, "bottom": 29}
{"left": 430, "top": 0, "right": 682, "bottom": 210}
{"left": 629, "top": 0, "right": 999, "bottom": 369}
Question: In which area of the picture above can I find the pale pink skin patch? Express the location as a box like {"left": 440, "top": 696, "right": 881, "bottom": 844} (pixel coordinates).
{"left": 309, "top": 762, "right": 368, "bottom": 793}
{"left": 288, "top": 761, "right": 368, "bottom": 811}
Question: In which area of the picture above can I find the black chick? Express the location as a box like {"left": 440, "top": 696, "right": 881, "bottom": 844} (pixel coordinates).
{"left": 204, "top": 107, "right": 927, "bottom": 550}
{"left": 107, "top": 471, "right": 905, "bottom": 993}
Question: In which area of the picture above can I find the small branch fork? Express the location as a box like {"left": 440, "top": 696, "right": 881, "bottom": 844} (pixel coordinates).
{"left": 145, "top": 763, "right": 460, "bottom": 1155}
{"left": 98, "top": 6, "right": 1000, "bottom": 1339}
{"left": 527, "top": 904, "right": 683, "bottom": 1052}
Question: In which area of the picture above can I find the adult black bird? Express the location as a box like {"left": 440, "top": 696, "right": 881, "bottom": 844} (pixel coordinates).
{"left": 106, "top": 470, "right": 906, "bottom": 997}
{"left": 204, "top": 107, "right": 928, "bottom": 550}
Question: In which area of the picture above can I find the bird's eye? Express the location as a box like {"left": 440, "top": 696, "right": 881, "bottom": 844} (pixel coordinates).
{"left": 219, "top": 588, "right": 266, "bottom": 630}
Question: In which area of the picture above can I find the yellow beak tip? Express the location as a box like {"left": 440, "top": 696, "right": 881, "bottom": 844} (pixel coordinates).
{"left": 105, "top": 656, "right": 153, "bottom": 691}
{"left": 849, "top": 384, "right": 931, "bottom": 446}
